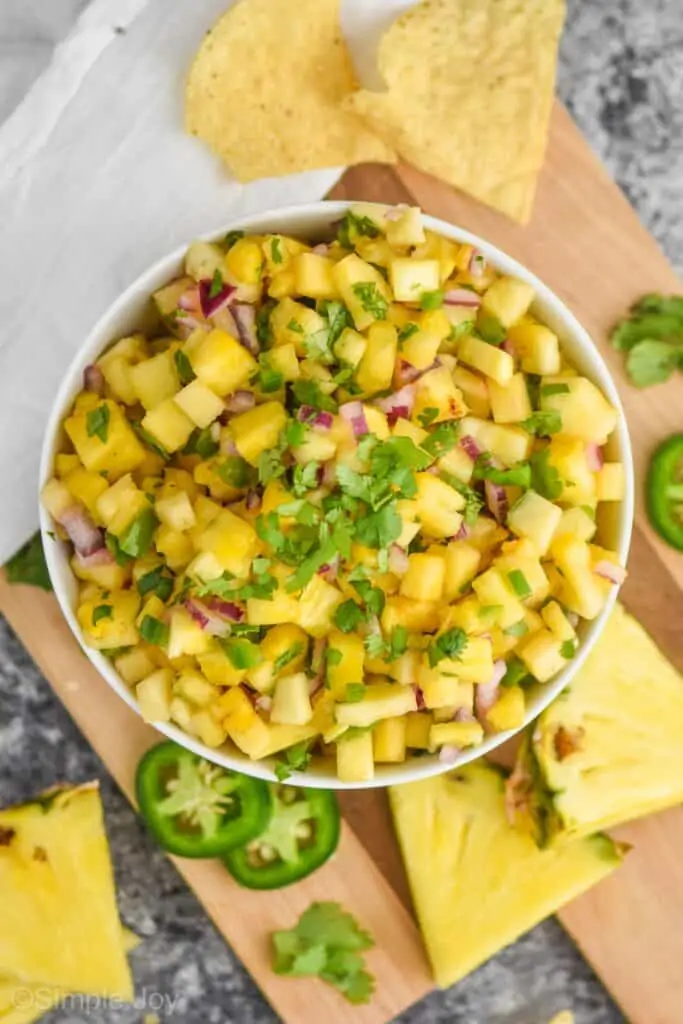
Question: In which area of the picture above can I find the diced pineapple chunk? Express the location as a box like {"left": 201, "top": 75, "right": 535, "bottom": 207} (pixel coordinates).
{"left": 400, "top": 553, "right": 445, "bottom": 602}
{"left": 337, "top": 731, "right": 374, "bottom": 783}
{"left": 184, "top": 241, "right": 224, "bottom": 281}
{"left": 247, "top": 587, "right": 299, "bottom": 626}
{"left": 292, "top": 253, "right": 339, "bottom": 300}
{"left": 452, "top": 366, "right": 490, "bottom": 418}
{"left": 405, "top": 711, "right": 432, "bottom": 748}
{"left": 472, "top": 568, "right": 525, "bottom": 629}
{"left": 488, "top": 373, "right": 532, "bottom": 424}
{"left": 130, "top": 352, "right": 179, "bottom": 410}
{"left": 326, "top": 630, "right": 365, "bottom": 700}
{"left": 167, "top": 607, "right": 212, "bottom": 658}
{"left": 541, "top": 600, "right": 576, "bottom": 642}
{"left": 481, "top": 277, "right": 535, "bottom": 327}
{"left": 335, "top": 683, "right": 417, "bottom": 728}
{"left": 390, "top": 258, "right": 440, "bottom": 302}
{"left": 271, "top": 672, "right": 313, "bottom": 725}
{"left": 401, "top": 326, "right": 442, "bottom": 371}
{"left": 553, "top": 506, "right": 597, "bottom": 542}
{"left": 173, "top": 380, "right": 225, "bottom": 428}
{"left": 418, "top": 666, "right": 474, "bottom": 710}
{"left": 385, "top": 206, "right": 425, "bottom": 246}
{"left": 550, "top": 535, "right": 606, "bottom": 620}
{"left": 64, "top": 399, "right": 145, "bottom": 478}
{"left": 136, "top": 669, "right": 173, "bottom": 722}
{"left": 142, "top": 399, "right": 195, "bottom": 453}
{"left": 457, "top": 336, "right": 514, "bottom": 385}
{"left": 596, "top": 462, "right": 625, "bottom": 501}
{"left": 174, "top": 671, "right": 216, "bottom": 707}
{"left": 356, "top": 322, "right": 397, "bottom": 395}
{"left": 114, "top": 647, "right": 156, "bottom": 685}
{"left": 415, "top": 473, "right": 465, "bottom": 538}
{"left": 541, "top": 376, "right": 618, "bottom": 444}
{"left": 230, "top": 401, "right": 287, "bottom": 465}
{"left": 297, "top": 576, "right": 344, "bottom": 637}
{"left": 439, "top": 542, "right": 481, "bottom": 600}
{"left": 64, "top": 467, "right": 109, "bottom": 519}
{"left": 76, "top": 589, "right": 140, "bottom": 650}
{"left": 224, "top": 238, "right": 264, "bottom": 301}
{"left": 219, "top": 687, "right": 271, "bottom": 759}
{"left": 486, "top": 686, "right": 526, "bottom": 731}
{"left": 334, "top": 327, "right": 367, "bottom": 368}
{"left": 382, "top": 596, "right": 440, "bottom": 633}
{"left": 332, "top": 254, "right": 392, "bottom": 331}
{"left": 374, "top": 716, "right": 407, "bottom": 762}
{"left": 547, "top": 436, "right": 597, "bottom": 506}
{"left": 507, "top": 490, "right": 563, "bottom": 556}
{"left": 429, "top": 720, "right": 484, "bottom": 750}
{"left": 413, "top": 365, "right": 467, "bottom": 423}
{"left": 267, "top": 342, "right": 300, "bottom": 381}
{"left": 190, "top": 710, "right": 227, "bottom": 748}
{"left": 155, "top": 491, "right": 196, "bottom": 532}
{"left": 197, "top": 508, "right": 259, "bottom": 576}
{"left": 460, "top": 416, "right": 533, "bottom": 465}
{"left": 190, "top": 329, "right": 257, "bottom": 395}
{"left": 518, "top": 628, "right": 567, "bottom": 681}
{"left": 507, "top": 323, "right": 561, "bottom": 375}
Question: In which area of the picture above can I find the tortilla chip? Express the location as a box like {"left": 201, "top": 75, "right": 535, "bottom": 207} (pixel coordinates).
{"left": 185, "top": 0, "right": 395, "bottom": 180}
{"left": 345, "top": 0, "right": 565, "bottom": 222}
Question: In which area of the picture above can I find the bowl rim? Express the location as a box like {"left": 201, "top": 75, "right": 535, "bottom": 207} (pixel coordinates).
{"left": 39, "top": 199, "right": 634, "bottom": 789}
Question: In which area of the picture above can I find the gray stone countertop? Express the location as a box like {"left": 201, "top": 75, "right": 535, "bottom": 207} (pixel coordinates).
{"left": 1, "top": 1, "right": 682, "bottom": 1022}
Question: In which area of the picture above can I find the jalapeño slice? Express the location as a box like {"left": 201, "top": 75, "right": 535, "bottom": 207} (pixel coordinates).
{"left": 223, "top": 784, "right": 340, "bottom": 889}
{"left": 135, "top": 741, "right": 271, "bottom": 858}
{"left": 646, "top": 434, "right": 683, "bottom": 552}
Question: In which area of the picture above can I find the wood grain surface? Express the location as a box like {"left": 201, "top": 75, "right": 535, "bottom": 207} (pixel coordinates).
{"left": 3, "top": 101, "right": 683, "bottom": 1024}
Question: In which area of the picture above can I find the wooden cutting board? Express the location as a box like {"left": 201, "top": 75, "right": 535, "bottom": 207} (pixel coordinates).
{"left": 3, "top": 101, "right": 683, "bottom": 1024}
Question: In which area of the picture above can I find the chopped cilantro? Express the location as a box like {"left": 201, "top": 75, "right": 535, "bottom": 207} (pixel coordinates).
{"left": 421, "top": 422, "right": 460, "bottom": 459}
{"left": 476, "top": 314, "right": 506, "bottom": 346}
{"left": 504, "top": 619, "right": 529, "bottom": 638}
{"left": 292, "top": 462, "right": 320, "bottom": 497}
{"left": 442, "top": 475, "right": 484, "bottom": 525}
{"left": 542, "top": 383, "right": 571, "bottom": 397}
{"left": 428, "top": 627, "right": 468, "bottom": 667}
{"left": 182, "top": 427, "right": 219, "bottom": 459}
{"left": 216, "top": 455, "right": 254, "bottom": 489}
{"left": 5, "top": 533, "right": 52, "bottom": 591}
{"left": 507, "top": 569, "right": 532, "bottom": 599}
{"left": 291, "top": 379, "right": 338, "bottom": 413}
{"left": 334, "top": 600, "right": 365, "bottom": 633}
{"left": 318, "top": 300, "right": 353, "bottom": 346}
{"left": 418, "top": 407, "right": 439, "bottom": 428}
{"left": 86, "top": 404, "right": 110, "bottom": 443}
{"left": 274, "top": 741, "right": 312, "bottom": 782}
{"left": 137, "top": 565, "right": 173, "bottom": 601}
{"left": 140, "top": 615, "right": 169, "bottom": 647}
{"left": 420, "top": 289, "right": 444, "bottom": 311}
{"left": 271, "top": 901, "right": 375, "bottom": 1005}
{"left": 287, "top": 319, "right": 304, "bottom": 334}
{"left": 118, "top": 507, "right": 157, "bottom": 558}
{"left": 256, "top": 299, "right": 276, "bottom": 346}
{"left": 132, "top": 421, "right": 170, "bottom": 461}
{"left": 92, "top": 604, "right": 112, "bottom": 626}
{"left": 561, "top": 639, "right": 577, "bottom": 659}
{"left": 521, "top": 410, "right": 562, "bottom": 436}
{"left": 209, "top": 268, "right": 224, "bottom": 298}
{"left": 398, "top": 322, "right": 420, "bottom": 343}
{"left": 173, "top": 348, "right": 196, "bottom": 385}
{"left": 224, "top": 230, "right": 244, "bottom": 250}
{"left": 274, "top": 643, "right": 305, "bottom": 674}
{"left": 500, "top": 656, "right": 531, "bottom": 688}
{"left": 474, "top": 455, "right": 531, "bottom": 490}
{"left": 271, "top": 237, "right": 283, "bottom": 264}
{"left": 448, "top": 319, "right": 475, "bottom": 342}
{"left": 326, "top": 648, "right": 343, "bottom": 668}
{"left": 530, "top": 448, "right": 563, "bottom": 500}
{"left": 351, "top": 282, "right": 388, "bottom": 321}
{"left": 354, "top": 505, "right": 402, "bottom": 549}
{"left": 344, "top": 683, "right": 366, "bottom": 703}
{"left": 256, "top": 357, "right": 285, "bottom": 394}
{"left": 337, "top": 211, "right": 381, "bottom": 248}
{"left": 222, "top": 637, "right": 262, "bottom": 670}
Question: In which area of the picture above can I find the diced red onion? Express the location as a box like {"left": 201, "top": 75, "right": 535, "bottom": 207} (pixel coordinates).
{"left": 594, "top": 561, "right": 627, "bottom": 585}
{"left": 413, "top": 685, "right": 425, "bottom": 711}
{"left": 455, "top": 521, "right": 471, "bottom": 540}
{"left": 374, "top": 383, "right": 416, "bottom": 423}
{"left": 198, "top": 278, "right": 237, "bottom": 319}
{"left": 255, "top": 694, "right": 272, "bottom": 713}
{"left": 459, "top": 435, "right": 481, "bottom": 460}
{"left": 339, "top": 400, "right": 368, "bottom": 438}
{"left": 394, "top": 360, "right": 422, "bottom": 386}
{"left": 220, "top": 434, "right": 238, "bottom": 456}
{"left": 311, "top": 243, "right": 330, "bottom": 256}
{"left": 443, "top": 288, "right": 481, "bottom": 308}
{"left": 469, "top": 250, "right": 487, "bottom": 278}
{"left": 586, "top": 442, "right": 604, "bottom": 472}
{"left": 502, "top": 339, "right": 516, "bottom": 356}
{"left": 439, "top": 745, "right": 461, "bottom": 764}
{"left": 74, "top": 547, "right": 114, "bottom": 569}
{"left": 185, "top": 598, "right": 232, "bottom": 636}
{"left": 83, "top": 364, "right": 105, "bottom": 395}
{"left": 388, "top": 543, "right": 409, "bottom": 575}
{"left": 205, "top": 598, "right": 244, "bottom": 622}
{"left": 174, "top": 315, "right": 205, "bottom": 340}
{"left": 384, "top": 204, "right": 408, "bottom": 222}
{"left": 212, "top": 305, "right": 239, "bottom": 336}
{"left": 224, "top": 390, "right": 255, "bottom": 414}
{"left": 454, "top": 707, "right": 477, "bottom": 723}
{"left": 232, "top": 303, "right": 259, "bottom": 355}
{"left": 58, "top": 507, "right": 104, "bottom": 558}
{"left": 475, "top": 662, "right": 506, "bottom": 723}
{"left": 178, "top": 285, "right": 202, "bottom": 313}
{"left": 245, "top": 489, "right": 262, "bottom": 512}
{"left": 485, "top": 480, "right": 508, "bottom": 523}
{"left": 317, "top": 555, "right": 340, "bottom": 582}
{"left": 297, "top": 406, "right": 333, "bottom": 430}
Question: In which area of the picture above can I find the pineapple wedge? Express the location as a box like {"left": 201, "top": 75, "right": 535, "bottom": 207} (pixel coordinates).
{"left": 390, "top": 762, "right": 624, "bottom": 989}
{"left": 0, "top": 783, "right": 133, "bottom": 1000}
{"left": 509, "top": 603, "right": 683, "bottom": 846}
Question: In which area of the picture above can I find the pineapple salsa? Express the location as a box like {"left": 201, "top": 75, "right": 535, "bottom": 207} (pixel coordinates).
{"left": 42, "top": 204, "right": 627, "bottom": 783}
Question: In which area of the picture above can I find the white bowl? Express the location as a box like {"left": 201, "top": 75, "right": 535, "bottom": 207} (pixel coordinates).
{"left": 39, "top": 201, "right": 634, "bottom": 789}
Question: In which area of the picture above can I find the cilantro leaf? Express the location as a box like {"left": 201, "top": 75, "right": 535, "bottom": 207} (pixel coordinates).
{"left": 354, "top": 505, "right": 401, "bottom": 549}
{"left": 351, "top": 282, "right": 388, "bottom": 321}
{"left": 209, "top": 268, "right": 224, "bottom": 298}
{"left": 92, "top": 604, "right": 112, "bottom": 625}
{"left": 318, "top": 300, "right": 353, "bottom": 346}
{"left": 5, "top": 532, "right": 52, "bottom": 591}
{"left": 271, "top": 237, "right": 283, "bottom": 265}
{"left": 626, "top": 339, "right": 679, "bottom": 387}
{"left": 501, "top": 656, "right": 531, "bottom": 688}
{"left": 337, "top": 211, "right": 381, "bottom": 248}
{"left": 137, "top": 565, "right": 173, "bottom": 601}
{"left": 118, "top": 507, "right": 157, "bottom": 558}
{"left": 398, "top": 322, "right": 420, "bottom": 343}
{"left": 274, "top": 642, "right": 305, "bottom": 675}
{"left": 221, "top": 637, "right": 262, "bottom": 669}
{"left": 474, "top": 456, "right": 531, "bottom": 490}
{"left": 530, "top": 448, "right": 563, "bottom": 500}
{"left": 442, "top": 475, "right": 483, "bottom": 525}
{"left": 181, "top": 427, "right": 218, "bottom": 459}
{"left": 174, "top": 349, "right": 196, "bottom": 385}
{"left": 140, "top": 615, "right": 169, "bottom": 647}
{"left": 421, "top": 422, "right": 460, "bottom": 459}
{"left": 476, "top": 314, "right": 506, "bottom": 346}
{"left": 291, "top": 379, "right": 338, "bottom": 413}
{"left": 291, "top": 462, "right": 320, "bottom": 497}
{"left": 428, "top": 627, "right": 468, "bottom": 667}
{"left": 86, "top": 404, "right": 110, "bottom": 443}
{"left": 224, "top": 230, "right": 244, "bottom": 251}
{"left": 256, "top": 299, "right": 276, "bottom": 346}
{"left": 216, "top": 455, "right": 254, "bottom": 489}
{"left": 418, "top": 407, "right": 439, "bottom": 428}
{"left": 274, "top": 741, "right": 312, "bottom": 782}
{"left": 561, "top": 639, "right": 577, "bottom": 659}
{"left": 420, "top": 289, "right": 444, "bottom": 311}
{"left": 334, "top": 600, "right": 365, "bottom": 633}
{"left": 541, "top": 383, "right": 570, "bottom": 397}
{"left": 521, "top": 410, "right": 562, "bottom": 436}
{"left": 344, "top": 683, "right": 366, "bottom": 702}
{"left": 272, "top": 902, "right": 375, "bottom": 1005}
